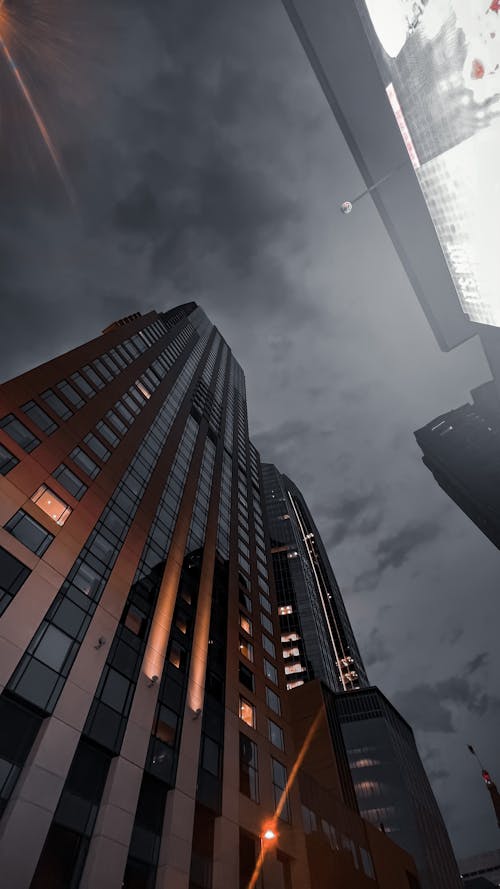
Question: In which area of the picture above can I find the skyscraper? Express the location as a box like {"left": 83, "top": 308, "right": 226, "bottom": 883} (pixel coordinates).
{"left": 415, "top": 380, "right": 500, "bottom": 550}
{"left": 260, "top": 463, "right": 367, "bottom": 692}
{"left": 0, "top": 303, "right": 417, "bottom": 889}
{"left": 261, "top": 464, "right": 462, "bottom": 889}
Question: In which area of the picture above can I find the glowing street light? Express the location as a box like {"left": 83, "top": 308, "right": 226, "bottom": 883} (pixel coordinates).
{"left": 262, "top": 829, "right": 277, "bottom": 841}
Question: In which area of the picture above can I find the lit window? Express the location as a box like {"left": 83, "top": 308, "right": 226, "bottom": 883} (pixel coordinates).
{"left": 284, "top": 663, "right": 304, "bottom": 675}
{"left": 283, "top": 647, "right": 300, "bottom": 659}
{"left": 239, "top": 697, "right": 255, "bottom": 728}
{"left": 286, "top": 680, "right": 304, "bottom": 690}
{"left": 31, "top": 485, "right": 72, "bottom": 526}
{"left": 281, "top": 632, "right": 300, "bottom": 643}
{"left": 278, "top": 605, "right": 293, "bottom": 616}
{"left": 135, "top": 380, "right": 151, "bottom": 400}
{"left": 239, "top": 613, "right": 253, "bottom": 636}
{"left": 239, "top": 636, "right": 254, "bottom": 663}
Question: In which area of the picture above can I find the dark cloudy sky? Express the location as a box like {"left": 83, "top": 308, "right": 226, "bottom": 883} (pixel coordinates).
{"left": 2, "top": 0, "right": 499, "bottom": 861}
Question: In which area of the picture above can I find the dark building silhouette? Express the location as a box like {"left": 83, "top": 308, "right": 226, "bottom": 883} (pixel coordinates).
{"left": 0, "top": 303, "right": 419, "bottom": 889}
{"left": 415, "top": 380, "right": 500, "bottom": 549}
{"left": 261, "top": 465, "right": 461, "bottom": 889}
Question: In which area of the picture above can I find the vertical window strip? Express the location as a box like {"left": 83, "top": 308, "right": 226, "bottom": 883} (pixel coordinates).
{"left": 185, "top": 437, "right": 217, "bottom": 554}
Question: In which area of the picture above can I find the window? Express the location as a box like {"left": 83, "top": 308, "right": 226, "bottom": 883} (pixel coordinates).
{"left": 302, "top": 805, "right": 317, "bottom": 833}
{"left": 286, "top": 680, "right": 304, "bottom": 690}
{"left": 52, "top": 465, "right": 87, "bottom": 501}
{"left": 84, "top": 434, "right": 111, "bottom": 462}
{"left": 0, "top": 546, "right": 30, "bottom": 616}
{"left": 360, "top": 848, "right": 375, "bottom": 879}
{"left": 5, "top": 511, "right": 54, "bottom": 555}
{"left": 266, "top": 687, "right": 281, "bottom": 716}
{"left": 239, "top": 589, "right": 252, "bottom": 613}
{"left": 82, "top": 365, "right": 105, "bottom": 390}
{"left": 239, "top": 613, "right": 252, "bottom": 636}
{"left": 239, "top": 637, "right": 254, "bottom": 663}
{"left": 70, "top": 372, "right": 95, "bottom": 399}
{"left": 34, "top": 624, "right": 74, "bottom": 671}
{"left": 21, "top": 402, "right": 58, "bottom": 435}
{"left": 70, "top": 447, "right": 100, "bottom": 479}
{"left": 169, "top": 640, "right": 187, "bottom": 671}
{"left": 260, "top": 613, "right": 273, "bottom": 635}
{"left": 106, "top": 411, "right": 127, "bottom": 436}
{"left": 239, "top": 734, "right": 258, "bottom": 802}
{"left": 114, "top": 401, "right": 134, "bottom": 425}
{"left": 41, "top": 389, "right": 72, "bottom": 420}
{"left": 283, "top": 647, "right": 300, "bottom": 659}
{"left": 96, "top": 421, "right": 120, "bottom": 449}
{"left": 124, "top": 605, "right": 147, "bottom": 637}
{"left": 271, "top": 759, "right": 290, "bottom": 822}
{"left": 278, "top": 605, "right": 293, "bottom": 616}
{"left": 31, "top": 486, "right": 72, "bottom": 526}
{"left": 284, "top": 663, "right": 304, "bottom": 675}
{"left": 57, "top": 381, "right": 84, "bottom": 409}
{"left": 264, "top": 659, "right": 278, "bottom": 685}
{"left": 0, "top": 442, "right": 18, "bottom": 475}
{"left": 259, "top": 592, "right": 271, "bottom": 614}
{"left": 92, "top": 358, "right": 113, "bottom": 382}
{"left": 239, "top": 662, "right": 254, "bottom": 692}
{"left": 201, "top": 737, "right": 221, "bottom": 777}
{"left": 0, "top": 415, "right": 40, "bottom": 452}
{"left": 239, "top": 697, "right": 255, "bottom": 729}
{"left": 268, "top": 719, "right": 284, "bottom": 751}
{"left": 262, "top": 635, "right": 275, "bottom": 658}
{"left": 154, "top": 705, "right": 178, "bottom": 746}
{"left": 281, "top": 632, "right": 300, "bottom": 643}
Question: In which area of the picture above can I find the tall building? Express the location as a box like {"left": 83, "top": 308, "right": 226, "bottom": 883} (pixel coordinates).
{"left": 460, "top": 849, "right": 500, "bottom": 886}
{"left": 0, "top": 303, "right": 418, "bottom": 889}
{"left": 261, "top": 464, "right": 462, "bottom": 889}
{"left": 415, "top": 380, "right": 500, "bottom": 550}
{"left": 260, "top": 463, "right": 367, "bottom": 692}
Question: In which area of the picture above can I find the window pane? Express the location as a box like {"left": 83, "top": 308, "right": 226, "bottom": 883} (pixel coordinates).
{"left": 264, "top": 659, "right": 278, "bottom": 685}
{"left": 268, "top": 720, "right": 284, "bottom": 751}
{"left": 239, "top": 697, "right": 255, "bottom": 728}
{"left": 201, "top": 737, "right": 220, "bottom": 777}
{"left": 96, "top": 421, "right": 120, "bottom": 448}
{"left": 155, "top": 706, "right": 177, "bottom": 746}
{"left": 57, "top": 381, "right": 84, "bottom": 409}
{"left": 0, "top": 546, "right": 30, "bottom": 616}
{"left": 70, "top": 372, "right": 95, "bottom": 399}
{"left": 41, "top": 390, "right": 72, "bottom": 420}
{"left": 0, "top": 415, "right": 40, "bottom": 453}
{"left": 100, "top": 669, "right": 130, "bottom": 712}
{"left": 262, "top": 636, "right": 276, "bottom": 658}
{"left": 21, "top": 402, "right": 58, "bottom": 435}
{"left": 239, "top": 637, "right": 254, "bottom": 663}
{"left": 266, "top": 688, "right": 281, "bottom": 716}
{"left": 260, "top": 613, "right": 273, "bottom": 634}
{"left": 31, "top": 485, "right": 72, "bottom": 526}
{"left": 0, "top": 443, "right": 18, "bottom": 475}
{"left": 84, "top": 434, "right": 110, "bottom": 462}
{"left": 239, "top": 662, "right": 254, "bottom": 692}
{"left": 5, "top": 511, "right": 54, "bottom": 555}
{"left": 70, "top": 448, "right": 100, "bottom": 479}
{"left": 52, "top": 465, "right": 87, "bottom": 500}
{"left": 33, "top": 625, "right": 73, "bottom": 671}
{"left": 239, "top": 613, "right": 252, "bottom": 636}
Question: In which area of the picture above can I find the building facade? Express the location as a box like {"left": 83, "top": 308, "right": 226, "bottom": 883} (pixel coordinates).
{"left": 261, "top": 465, "right": 461, "bottom": 889}
{"left": 460, "top": 848, "right": 500, "bottom": 886}
{"left": 261, "top": 463, "right": 367, "bottom": 692}
{"left": 0, "top": 303, "right": 418, "bottom": 889}
{"left": 415, "top": 380, "right": 500, "bottom": 550}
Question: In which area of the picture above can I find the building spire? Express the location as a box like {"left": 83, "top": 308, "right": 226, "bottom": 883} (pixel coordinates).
{"left": 468, "top": 745, "right": 500, "bottom": 829}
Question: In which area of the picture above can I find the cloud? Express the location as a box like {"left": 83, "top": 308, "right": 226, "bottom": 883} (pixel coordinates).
{"left": 323, "top": 489, "right": 385, "bottom": 547}
{"left": 354, "top": 520, "right": 441, "bottom": 591}
{"left": 392, "top": 677, "right": 500, "bottom": 734}
{"left": 361, "top": 627, "right": 391, "bottom": 669}
{"left": 464, "top": 652, "right": 489, "bottom": 676}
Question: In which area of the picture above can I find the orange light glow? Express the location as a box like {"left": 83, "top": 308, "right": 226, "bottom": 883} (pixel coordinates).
{"left": 246, "top": 708, "right": 324, "bottom": 889}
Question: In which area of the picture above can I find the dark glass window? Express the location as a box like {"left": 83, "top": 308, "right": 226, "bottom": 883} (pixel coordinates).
{"left": 239, "top": 662, "right": 255, "bottom": 692}
{"left": 154, "top": 706, "right": 178, "bottom": 746}
{"left": 124, "top": 605, "right": 147, "bottom": 638}
{"left": 5, "top": 510, "right": 54, "bottom": 555}
{"left": 106, "top": 410, "right": 127, "bottom": 436}
{"left": 264, "top": 659, "right": 278, "bottom": 685}
{"left": 0, "top": 546, "right": 30, "bottom": 616}
{"left": 0, "top": 442, "right": 18, "bottom": 475}
{"left": 70, "top": 448, "right": 100, "bottom": 479}
{"left": 122, "top": 393, "right": 140, "bottom": 415}
{"left": 268, "top": 719, "right": 284, "bottom": 751}
{"left": 82, "top": 365, "right": 105, "bottom": 390}
{"left": 239, "top": 589, "right": 252, "bottom": 613}
{"left": 52, "top": 464, "right": 88, "bottom": 500}
{"left": 21, "top": 401, "right": 58, "bottom": 435}
{"left": 96, "top": 421, "right": 120, "bottom": 448}
{"left": 265, "top": 687, "right": 281, "bottom": 716}
{"left": 84, "top": 433, "right": 111, "bottom": 462}
{"left": 92, "top": 357, "right": 113, "bottom": 382}
{"left": 29, "top": 824, "right": 86, "bottom": 889}
{"left": 239, "top": 830, "right": 257, "bottom": 889}
{"left": 201, "top": 737, "right": 220, "bottom": 777}
{"left": 114, "top": 401, "right": 134, "bottom": 425}
{"left": 57, "top": 380, "right": 84, "bottom": 409}
{"left": 34, "top": 625, "right": 74, "bottom": 671}
{"left": 70, "top": 372, "right": 95, "bottom": 399}
{"left": 100, "top": 668, "right": 131, "bottom": 713}
{"left": 41, "top": 389, "right": 73, "bottom": 420}
{"left": 0, "top": 414, "right": 40, "bottom": 452}
{"left": 272, "top": 758, "right": 290, "bottom": 822}
{"left": 239, "top": 734, "right": 258, "bottom": 802}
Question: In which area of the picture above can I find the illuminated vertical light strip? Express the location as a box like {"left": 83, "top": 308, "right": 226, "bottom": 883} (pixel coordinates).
{"left": 246, "top": 708, "right": 324, "bottom": 889}
{"left": 288, "top": 491, "right": 348, "bottom": 692}
{"left": 386, "top": 83, "right": 420, "bottom": 171}
{"left": 0, "top": 1, "right": 76, "bottom": 205}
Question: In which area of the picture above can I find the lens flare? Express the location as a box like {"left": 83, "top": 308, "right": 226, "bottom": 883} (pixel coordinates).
{"left": 0, "top": 0, "right": 75, "bottom": 204}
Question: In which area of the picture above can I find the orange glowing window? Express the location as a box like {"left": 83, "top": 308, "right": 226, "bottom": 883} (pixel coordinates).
{"left": 31, "top": 485, "right": 72, "bottom": 526}
{"left": 239, "top": 696, "right": 256, "bottom": 728}
{"left": 239, "top": 612, "right": 253, "bottom": 636}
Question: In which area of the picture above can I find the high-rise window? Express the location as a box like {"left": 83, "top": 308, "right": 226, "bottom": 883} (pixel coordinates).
{"left": 264, "top": 659, "right": 278, "bottom": 685}
{"left": 239, "top": 637, "right": 254, "bottom": 663}
{"left": 262, "top": 635, "right": 276, "bottom": 658}
{"left": 31, "top": 486, "right": 72, "bottom": 526}
{"left": 5, "top": 511, "right": 54, "bottom": 556}
{"left": 265, "top": 687, "right": 281, "bottom": 716}
{"left": 0, "top": 415, "right": 40, "bottom": 453}
{"left": 239, "top": 697, "right": 255, "bottom": 729}
{"left": 239, "top": 662, "right": 255, "bottom": 692}
{"left": 52, "top": 465, "right": 87, "bottom": 501}
{"left": 0, "top": 546, "right": 30, "bottom": 616}
{"left": 268, "top": 719, "right": 284, "bottom": 751}
{"left": 0, "top": 443, "right": 18, "bottom": 475}
{"left": 239, "top": 734, "right": 259, "bottom": 801}
{"left": 239, "top": 613, "right": 252, "bottom": 636}
{"left": 271, "top": 758, "right": 290, "bottom": 822}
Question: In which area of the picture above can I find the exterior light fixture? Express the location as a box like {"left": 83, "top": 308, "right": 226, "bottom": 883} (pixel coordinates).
{"left": 262, "top": 829, "right": 276, "bottom": 841}
{"left": 148, "top": 675, "right": 159, "bottom": 688}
